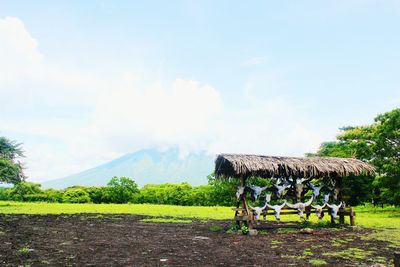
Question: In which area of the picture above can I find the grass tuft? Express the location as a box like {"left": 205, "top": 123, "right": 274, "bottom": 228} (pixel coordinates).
{"left": 209, "top": 225, "right": 224, "bottom": 232}
{"left": 140, "top": 218, "right": 192, "bottom": 224}
{"left": 303, "top": 248, "right": 313, "bottom": 256}
{"left": 322, "top": 247, "right": 373, "bottom": 260}
{"left": 309, "top": 259, "right": 327, "bottom": 266}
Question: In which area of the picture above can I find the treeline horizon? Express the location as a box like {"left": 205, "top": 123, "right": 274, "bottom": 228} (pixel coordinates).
{"left": 0, "top": 176, "right": 239, "bottom": 206}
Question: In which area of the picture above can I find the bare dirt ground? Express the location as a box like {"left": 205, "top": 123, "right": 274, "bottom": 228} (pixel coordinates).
{"left": 0, "top": 214, "right": 394, "bottom": 266}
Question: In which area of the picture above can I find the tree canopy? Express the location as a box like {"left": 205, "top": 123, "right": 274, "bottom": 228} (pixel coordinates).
{"left": 312, "top": 108, "right": 400, "bottom": 205}
{"left": 0, "top": 137, "right": 25, "bottom": 184}
{"left": 106, "top": 176, "right": 139, "bottom": 203}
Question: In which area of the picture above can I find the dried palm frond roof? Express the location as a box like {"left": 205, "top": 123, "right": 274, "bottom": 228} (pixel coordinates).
{"left": 215, "top": 154, "right": 375, "bottom": 179}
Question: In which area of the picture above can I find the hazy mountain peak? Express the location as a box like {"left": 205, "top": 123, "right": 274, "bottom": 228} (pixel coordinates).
{"left": 41, "top": 148, "right": 214, "bottom": 189}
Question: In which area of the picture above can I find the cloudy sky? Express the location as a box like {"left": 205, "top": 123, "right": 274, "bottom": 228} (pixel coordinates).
{"left": 1, "top": 1, "right": 399, "bottom": 182}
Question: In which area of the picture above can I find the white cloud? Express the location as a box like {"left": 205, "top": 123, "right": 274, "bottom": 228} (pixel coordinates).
{"left": 0, "top": 16, "right": 324, "bottom": 182}
{"left": 207, "top": 96, "right": 323, "bottom": 157}
{"left": 0, "top": 17, "right": 43, "bottom": 82}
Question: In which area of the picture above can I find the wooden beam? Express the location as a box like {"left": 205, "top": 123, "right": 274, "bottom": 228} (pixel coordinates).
{"left": 394, "top": 251, "right": 400, "bottom": 267}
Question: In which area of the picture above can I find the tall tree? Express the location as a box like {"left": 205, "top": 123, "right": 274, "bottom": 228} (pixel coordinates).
{"left": 0, "top": 137, "right": 25, "bottom": 184}
{"left": 312, "top": 108, "right": 400, "bottom": 205}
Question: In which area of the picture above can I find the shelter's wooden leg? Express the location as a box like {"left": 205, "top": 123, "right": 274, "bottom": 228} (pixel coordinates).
{"left": 242, "top": 196, "right": 254, "bottom": 229}
{"left": 306, "top": 206, "right": 311, "bottom": 220}
{"left": 238, "top": 176, "right": 255, "bottom": 229}
{"left": 349, "top": 207, "right": 356, "bottom": 226}
{"left": 234, "top": 177, "right": 246, "bottom": 229}
{"left": 339, "top": 209, "right": 345, "bottom": 225}
{"left": 234, "top": 200, "right": 241, "bottom": 228}
{"left": 394, "top": 251, "right": 400, "bottom": 267}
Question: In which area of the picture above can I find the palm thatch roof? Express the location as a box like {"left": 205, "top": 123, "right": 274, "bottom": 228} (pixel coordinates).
{"left": 215, "top": 154, "right": 375, "bottom": 179}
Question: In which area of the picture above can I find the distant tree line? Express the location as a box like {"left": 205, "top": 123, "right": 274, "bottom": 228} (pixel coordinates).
{"left": 0, "top": 175, "right": 240, "bottom": 206}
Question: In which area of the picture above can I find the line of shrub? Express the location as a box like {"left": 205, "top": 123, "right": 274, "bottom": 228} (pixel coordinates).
{"left": 0, "top": 176, "right": 240, "bottom": 206}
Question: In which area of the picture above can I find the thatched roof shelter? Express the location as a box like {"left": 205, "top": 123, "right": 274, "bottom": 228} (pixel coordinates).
{"left": 215, "top": 154, "right": 374, "bottom": 179}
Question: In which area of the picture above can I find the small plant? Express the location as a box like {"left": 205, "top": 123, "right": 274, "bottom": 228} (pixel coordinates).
{"left": 18, "top": 246, "right": 31, "bottom": 254}
{"left": 259, "top": 230, "right": 268, "bottom": 235}
{"left": 303, "top": 248, "right": 313, "bottom": 256}
{"left": 226, "top": 223, "right": 240, "bottom": 234}
{"left": 209, "top": 225, "right": 224, "bottom": 232}
{"left": 309, "top": 259, "right": 327, "bottom": 266}
{"left": 299, "top": 220, "right": 312, "bottom": 228}
{"left": 241, "top": 225, "right": 249, "bottom": 235}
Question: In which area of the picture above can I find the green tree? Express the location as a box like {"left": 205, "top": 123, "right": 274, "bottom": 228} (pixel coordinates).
{"left": 85, "top": 186, "right": 110, "bottom": 203}
{"left": 370, "top": 109, "right": 400, "bottom": 205}
{"left": 11, "top": 182, "right": 42, "bottom": 201}
{"left": 207, "top": 174, "right": 239, "bottom": 206}
{"left": 62, "top": 188, "right": 91, "bottom": 203}
{"left": 0, "top": 137, "right": 25, "bottom": 183}
{"left": 107, "top": 176, "right": 139, "bottom": 203}
{"left": 313, "top": 108, "right": 400, "bottom": 205}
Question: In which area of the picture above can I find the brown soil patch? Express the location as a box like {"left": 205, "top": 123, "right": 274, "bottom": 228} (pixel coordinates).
{"left": 0, "top": 214, "right": 394, "bottom": 266}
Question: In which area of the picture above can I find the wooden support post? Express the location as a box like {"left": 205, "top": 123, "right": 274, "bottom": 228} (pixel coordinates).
{"left": 235, "top": 200, "right": 241, "bottom": 228}
{"left": 243, "top": 194, "right": 254, "bottom": 229}
{"left": 349, "top": 207, "right": 356, "bottom": 226}
{"left": 238, "top": 176, "right": 254, "bottom": 230}
{"left": 339, "top": 208, "right": 345, "bottom": 225}
{"left": 337, "top": 177, "right": 345, "bottom": 225}
{"left": 394, "top": 251, "right": 400, "bottom": 267}
{"left": 306, "top": 206, "right": 311, "bottom": 220}
{"left": 235, "top": 177, "right": 243, "bottom": 227}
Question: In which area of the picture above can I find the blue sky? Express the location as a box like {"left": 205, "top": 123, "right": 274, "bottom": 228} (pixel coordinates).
{"left": 0, "top": 1, "right": 399, "bottom": 182}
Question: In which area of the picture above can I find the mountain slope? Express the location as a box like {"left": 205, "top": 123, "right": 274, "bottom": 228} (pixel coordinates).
{"left": 41, "top": 149, "right": 215, "bottom": 189}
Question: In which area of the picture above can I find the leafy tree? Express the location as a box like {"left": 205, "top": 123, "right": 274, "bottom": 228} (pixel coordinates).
{"left": 313, "top": 108, "right": 400, "bottom": 205}
{"left": 137, "top": 183, "right": 197, "bottom": 205}
{"left": 11, "top": 182, "right": 42, "bottom": 201}
{"left": 62, "top": 188, "right": 91, "bottom": 203}
{"left": 106, "top": 176, "right": 139, "bottom": 203}
{"left": 0, "top": 137, "right": 24, "bottom": 159}
{"left": 0, "top": 137, "right": 25, "bottom": 183}
{"left": 207, "top": 174, "right": 239, "bottom": 206}
{"left": 85, "top": 186, "right": 110, "bottom": 203}
{"left": 42, "top": 189, "right": 64, "bottom": 202}
{"left": 0, "top": 187, "right": 12, "bottom": 200}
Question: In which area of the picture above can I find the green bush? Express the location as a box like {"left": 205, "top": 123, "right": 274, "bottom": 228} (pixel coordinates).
{"left": 137, "top": 183, "right": 193, "bottom": 205}
{"left": 106, "top": 177, "right": 139, "bottom": 204}
{"left": 24, "top": 193, "right": 49, "bottom": 202}
{"left": 62, "top": 188, "right": 91, "bottom": 203}
{"left": 11, "top": 182, "right": 42, "bottom": 201}
{"left": 188, "top": 185, "right": 214, "bottom": 206}
{"left": 0, "top": 187, "right": 12, "bottom": 200}
{"left": 85, "top": 186, "right": 110, "bottom": 203}
{"left": 0, "top": 174, "right": 274, "bottom": 207}
{"left": 42, "top": 189, "right": 63, "bottom": 202}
